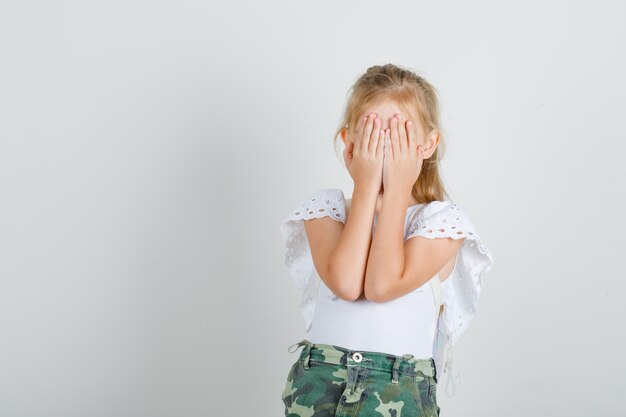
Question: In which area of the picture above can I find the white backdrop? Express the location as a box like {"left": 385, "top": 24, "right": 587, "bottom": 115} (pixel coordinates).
{"left": 1, "top": 1, "right": 624, "bottom": 416}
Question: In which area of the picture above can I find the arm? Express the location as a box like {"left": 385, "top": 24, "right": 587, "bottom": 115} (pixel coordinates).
{"left": 364, "top": 189, "right": 463, "bottom": 303}
{"left": 304, "top": 111, "right": 384, "bottom": 301}
{"left": 304, "top": 185, "right": 378, "bottom": 301}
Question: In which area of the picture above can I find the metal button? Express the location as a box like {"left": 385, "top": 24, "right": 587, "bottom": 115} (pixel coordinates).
{"left": 352, "top": 352, "right": 363, "bottom": 363}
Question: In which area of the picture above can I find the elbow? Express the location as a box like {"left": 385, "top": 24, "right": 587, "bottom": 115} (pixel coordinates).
{"left": 325, "top": 262, "right": 363, "bottom": 301}
{"left": 363, "top": 281, "right": 390, "bottom": 303}
{"left": 335, "top": 288, "right": 361, "bottom": 302}
{"left": 327, "top": 284, "right": 361, "bottom": 302}
{"left": 333, "top": 279, "right": 363, "bottom": 302}
{"left": 326, "top": 270, "right": 362, "bottom": 302}
{"left": 363, "top": 270, "right": 402, "bottom": 303}
{"left": 363, "top": 263, "right": 406, "bottom": 302}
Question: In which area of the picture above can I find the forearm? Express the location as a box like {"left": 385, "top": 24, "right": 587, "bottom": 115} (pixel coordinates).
{"left": 328, "top": 185, "right": 378, "bottom": 300}
{"left": 364, "top": 187, "right": 411, "bottom": 301}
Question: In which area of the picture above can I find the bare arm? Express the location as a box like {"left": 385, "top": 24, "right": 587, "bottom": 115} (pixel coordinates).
{"left": 364, "top": 188, "right": 463, "bottom": 303}
{"left": 305, "top": 111, "right": 385, "bottom": 301}
{"left": 304, "top": 185, "right": 378, "bottom": 301}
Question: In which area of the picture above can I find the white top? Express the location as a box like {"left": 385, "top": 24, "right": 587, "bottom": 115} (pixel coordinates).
{"left": 280, "top": 188, "right": 495, "bottom": 390}
{"left": 309, "top": 205, "right": 441, "bottom": 360}
{"left": 311, "top": 274, "right": 440, "bottom": 359}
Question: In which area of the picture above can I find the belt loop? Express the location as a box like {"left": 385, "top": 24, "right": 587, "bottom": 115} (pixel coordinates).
{"left": 287, "top": 339, "right": 314, "bottom": 369}
{"left": 302, "top": 343, "right": 313, "bottom": 370}
{"left": 431, "top": 357, "right": 438, "bottom": 384}
{"left": 391, "top": 353, "right": 414, "bottom": 384}
{"left": 391, "top": 357, "right": 402, "bottom": 384}
{"left": 287, "top": 339, "right": 311, "bottom": 353}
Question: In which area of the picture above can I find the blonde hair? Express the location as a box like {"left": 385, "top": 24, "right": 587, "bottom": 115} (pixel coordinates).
{"left": 333, "top": 63, "right": 449, "bottom": 203}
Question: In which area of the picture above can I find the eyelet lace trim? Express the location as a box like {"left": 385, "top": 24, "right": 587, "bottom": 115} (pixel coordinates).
{"left": 279, "top": 188, "right": 346, "bottom": 332}
{"left": 406, "top": 200, "right": 495, "bottom": 396}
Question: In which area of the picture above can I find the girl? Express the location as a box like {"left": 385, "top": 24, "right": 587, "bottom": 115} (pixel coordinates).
{"left": 279, "top": 63, "right": 494, "bottom": 417}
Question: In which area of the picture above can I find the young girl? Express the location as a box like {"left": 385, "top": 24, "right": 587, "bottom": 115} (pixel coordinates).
{"left": 279, "top": 64, "right": 494, "bottom": 417}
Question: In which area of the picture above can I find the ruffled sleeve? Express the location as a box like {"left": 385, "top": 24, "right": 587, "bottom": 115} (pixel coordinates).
{"left": 279, "top": 188, "right": 346, "bottom": 332}
{"left": 406, "top": 200, "right": 494, "bottom": 345}
{"left": 406, "top": 200, "right": 494, "bottom": 389}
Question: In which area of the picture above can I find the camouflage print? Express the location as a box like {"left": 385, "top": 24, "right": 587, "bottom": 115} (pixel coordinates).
{"left": 281, "top": 339, "right": 440, "bottom": 417}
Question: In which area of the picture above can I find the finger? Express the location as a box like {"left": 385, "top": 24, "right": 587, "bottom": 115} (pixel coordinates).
{"left": 405, "top": 119, "right": 417, "bottom": 154}
{"left": 376, "top": 126, "right": 385, "bottom": 160}
{"left": 344, "top": 139, "right": 354, "bottom": 155}
{"left": 355, "top": 113, "right": 365, "bottom": 135}
{"left": 368, "top": 117, "right": 381, "bottom": 155}
{"left": 390, "top": 116, "right": 402, "bottom": 156}
{"left": 397, "top": 115, "right": 408, "bottom": 154}
{"left": 359, "top": 113, "right": 376, "bottom": 153}
{"left": 414, "top": 144, "right": 423, "bottom": 176}
{"left": 385, "top": 128, "right": 393, "bottom": 160}
{"left": 353, "top": 114, "right": 367, "bottom": 152}
{"left": 417, "top": 145, "right": 425, "bottom": 176}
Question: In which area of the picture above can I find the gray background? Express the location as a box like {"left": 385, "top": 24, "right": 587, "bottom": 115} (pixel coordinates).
{"left": 1, "top": 1, "right": 624, "bottom": 416}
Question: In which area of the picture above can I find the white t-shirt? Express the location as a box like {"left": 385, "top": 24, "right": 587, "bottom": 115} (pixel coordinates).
{"left": 280, "top": 188, "right": 495, "bottom": 385}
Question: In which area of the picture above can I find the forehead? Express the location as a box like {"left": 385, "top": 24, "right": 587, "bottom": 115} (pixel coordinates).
{"left": 364, "top": 99, "right": 418, "bottom": 120}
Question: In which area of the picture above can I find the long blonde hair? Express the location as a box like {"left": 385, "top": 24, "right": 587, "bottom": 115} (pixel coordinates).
{"left": 333, "top": 63, "right": 449, "bottom": 203}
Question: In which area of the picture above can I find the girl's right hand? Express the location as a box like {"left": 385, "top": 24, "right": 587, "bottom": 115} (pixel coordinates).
{"left": 343, "top": 113, "right": 385, "bottom": 192}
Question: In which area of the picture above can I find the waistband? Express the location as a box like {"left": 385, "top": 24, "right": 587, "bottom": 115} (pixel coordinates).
{"left": 287, "top": 339, "right": 437, "bottom": 384}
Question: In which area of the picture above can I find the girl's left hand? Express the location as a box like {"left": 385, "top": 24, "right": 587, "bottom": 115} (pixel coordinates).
{"left": 382, "top": 115, "right": 425, "bottom": 193}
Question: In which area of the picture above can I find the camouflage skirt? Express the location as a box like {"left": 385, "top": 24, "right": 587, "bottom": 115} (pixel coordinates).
{"left": 281, "top": 339, "right": 440, "bottom": 417}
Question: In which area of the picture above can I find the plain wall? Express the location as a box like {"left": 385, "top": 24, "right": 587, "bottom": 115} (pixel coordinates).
{"left": 1, "top": 1, "right": 624, "bottom": 416}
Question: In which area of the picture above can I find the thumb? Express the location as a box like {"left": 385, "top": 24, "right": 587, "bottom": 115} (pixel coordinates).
{"left": 343, "top": 142, "right": 353, "bottom": 164}
{"left": 344, "top": 141, "right": 354, "bottom": 157}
